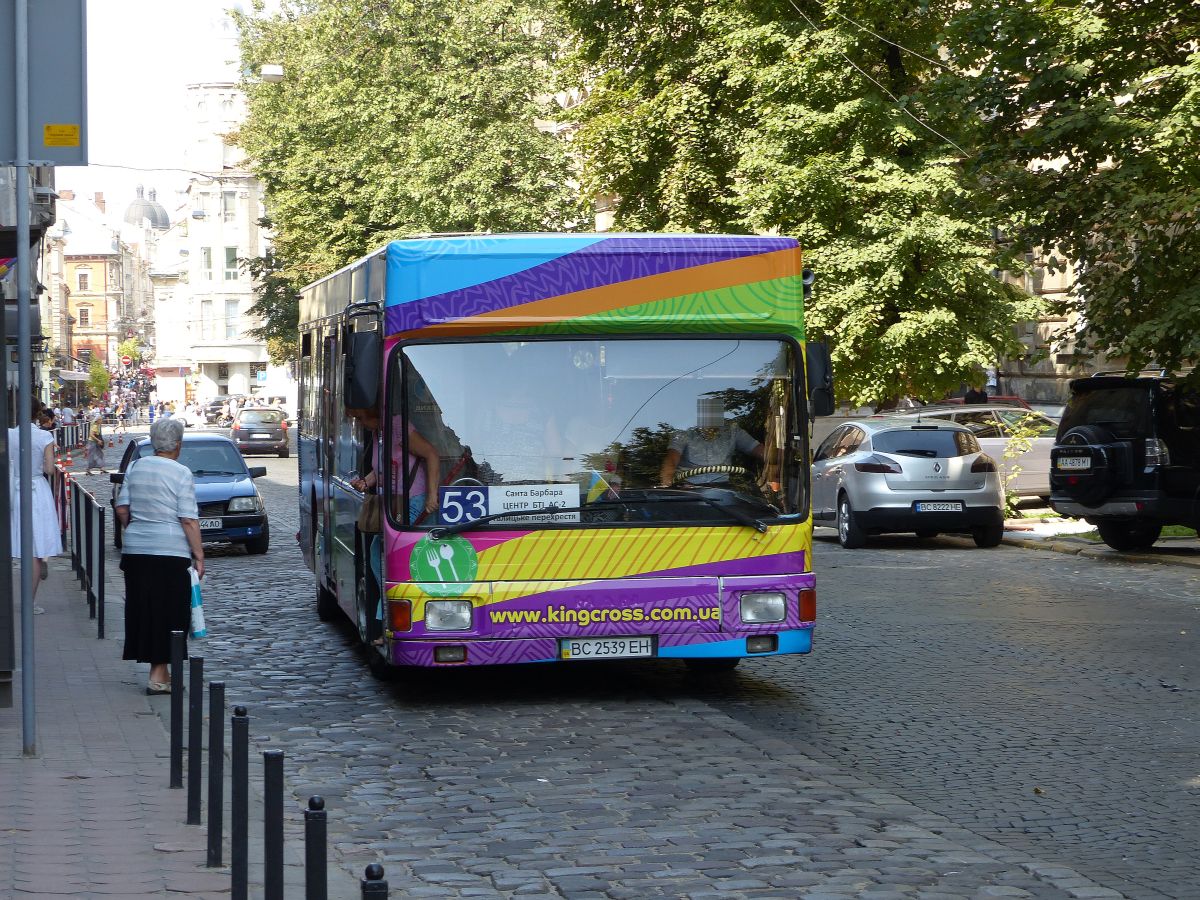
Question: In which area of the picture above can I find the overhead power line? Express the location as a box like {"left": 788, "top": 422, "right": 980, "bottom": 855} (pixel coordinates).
{"left": 815, "top": 0, "right": 956, "bottom": 73}
{"left": 784, "top": 0, "right": 971, "bottom": 158}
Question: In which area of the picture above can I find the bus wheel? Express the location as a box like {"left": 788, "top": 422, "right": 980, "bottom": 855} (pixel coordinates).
{"left": 684, "top": 658, "right": 741, "bottom": 674}
{"left": 316, "top": 579, "right": 338, "bottom": 622}
{"left": 366, "top": 647, "right": 399, "bottom": 681}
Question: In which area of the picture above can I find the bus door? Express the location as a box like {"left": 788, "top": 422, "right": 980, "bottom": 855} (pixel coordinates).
{"left": 318, "top": 328, "right": 339, "bottom": 588}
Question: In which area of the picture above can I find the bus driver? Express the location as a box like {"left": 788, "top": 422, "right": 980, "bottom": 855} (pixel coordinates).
{"left": 658, "top": 396, "right": 764, "bottom": 488}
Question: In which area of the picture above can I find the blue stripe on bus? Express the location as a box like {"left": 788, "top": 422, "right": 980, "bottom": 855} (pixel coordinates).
{"left": 385, "top": 235, "right": 609, "bottom": 307}
{"left": 657, "top": 629, "right": 813, "bottom": 658}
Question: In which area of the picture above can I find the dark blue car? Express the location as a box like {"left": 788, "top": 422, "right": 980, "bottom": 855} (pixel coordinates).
{"left": 111, "top": 434, "right": 270, "bottom": 554}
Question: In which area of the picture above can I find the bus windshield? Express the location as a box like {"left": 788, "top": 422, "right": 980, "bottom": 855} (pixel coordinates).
{"left": 391, "top": 338, "right": 803, "bottom": 527}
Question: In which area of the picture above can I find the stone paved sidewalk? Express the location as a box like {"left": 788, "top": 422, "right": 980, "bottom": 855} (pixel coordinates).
{"left": 1, "top": 560, "right": 233, "bottom": 898}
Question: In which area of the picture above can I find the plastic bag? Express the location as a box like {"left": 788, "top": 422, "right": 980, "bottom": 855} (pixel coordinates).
{"left": 189, "top": 567, "right": 207, "bottom": 639}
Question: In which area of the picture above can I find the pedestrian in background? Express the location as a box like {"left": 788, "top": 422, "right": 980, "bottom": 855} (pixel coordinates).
{"left": 8, "top": 400, "right": 63, "bottom": 597}
{"left": 84, "top": 408, "right": 105, "bottom": 475}
{"left": 964, "top": 381, "right": 989, "bottom": 404}
{"left": 114, "top": 417, "right": 204, "bottom": 694}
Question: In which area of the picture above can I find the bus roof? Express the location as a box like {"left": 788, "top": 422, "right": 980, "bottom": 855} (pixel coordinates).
{"left": 300, "top": 233, "right": 805, "bottom": 340}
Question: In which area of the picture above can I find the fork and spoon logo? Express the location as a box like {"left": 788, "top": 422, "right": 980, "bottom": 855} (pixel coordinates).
{"left": 409, "top": 534, "right": 479, "bottom": 597}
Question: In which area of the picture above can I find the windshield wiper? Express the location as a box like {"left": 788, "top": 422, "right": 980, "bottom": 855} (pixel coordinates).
{"left": 430, "top": 493, "right": 769, "bottom": 539}
{"left": 191, "top": 469, "right": 241, "bottom": 476}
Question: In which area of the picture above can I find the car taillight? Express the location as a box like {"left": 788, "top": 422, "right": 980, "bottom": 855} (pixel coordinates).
{"left": 1145, "top": 438, "right": 1170, "bottom": 467}
{"left": 971, "top": 454, "right": 997, "bottom": 473}
{"left": 280, "top": 419, "right": 288, "bottom": 429}
{"left": 854, "top": 454, "right": 902, "bottom": 474}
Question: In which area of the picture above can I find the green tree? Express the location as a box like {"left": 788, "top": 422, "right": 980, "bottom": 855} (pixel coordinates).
{"left": 116, "top": 337, "right": 143, "bottom": 366}
{"left": 942, "top": 0, "right": 1200, "bottom": 378}
{"left": 233, "top": 0, "right": 586, "bottom": 357}
{"left": 242, "top": 243, "right": 301, "bottom": 366}
{"left": 87, "top": 357, "right": 110, "bottom": 398}
{"left": 559, "top": 0, "right": 1042, "bottom": 407}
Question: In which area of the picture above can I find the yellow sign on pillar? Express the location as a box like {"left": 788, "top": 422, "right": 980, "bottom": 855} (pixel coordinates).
{"left": 43, "top": 124, "right": 81, "bottom": 148}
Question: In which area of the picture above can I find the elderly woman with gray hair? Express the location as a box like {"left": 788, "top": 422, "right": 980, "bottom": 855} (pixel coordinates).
{"left": 115, "top": 417, "right": 204, "bottom": 694}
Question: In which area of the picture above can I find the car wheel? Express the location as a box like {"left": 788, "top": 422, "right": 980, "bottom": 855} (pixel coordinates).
{"left": 1096, "top": 520, "right": 1162, "bottom": 552}
{"left": 973, "top": 521, "right": 1004, "bottom": 548}
{"left": 836, "top": 493, "right": 867, "bottom": 549}
{"left": 685, "top": 658, "right": 740, "bottom": 674}
{"left": 915, "top": 529, "right": 939, "bottom": 539}
{"left": 277, "top": 449, "right": 289, "bottom": 458}
{"left": 243, "top": 523, "right": 270, "bottom": 555}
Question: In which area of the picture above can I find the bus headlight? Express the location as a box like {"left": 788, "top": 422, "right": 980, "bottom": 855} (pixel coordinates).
{"left": 739, "top": 592, "right": 786, "bottom": 624}
{"left": 425, "top": 600, "right": 473, "bottom": 632}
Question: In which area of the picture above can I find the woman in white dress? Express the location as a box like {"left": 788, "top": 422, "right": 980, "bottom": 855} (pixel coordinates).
{"left": 8, "top": 401, "right": 64, "bottom": 599}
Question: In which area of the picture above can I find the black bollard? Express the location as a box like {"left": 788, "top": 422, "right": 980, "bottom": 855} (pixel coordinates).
{"left": 361, "top": 864, "right": 388, "bottom": 899}
{"left": 186, "top": 656, "right": 204, "bottom": 824}
{"left": 96, "top": 505, "right": 105, "bottom": 639}
{"left": 304, "top": 796, "right": 327, "bottom": 900}
{"left": 231, "top": 706, "right": 249, "bottom": 900}
{"left": 263, "top": 749, "right": 285, "bottom": 900}
{"left": 169, "top": 630, "right": 186, "bottom": 789}
{"left": 84, "top": 498, "right": 94, "bottom": 614}
{"left": 207, "top": 682, "right": 225, "bottom": 868}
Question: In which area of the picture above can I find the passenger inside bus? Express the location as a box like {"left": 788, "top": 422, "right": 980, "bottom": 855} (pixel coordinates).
{"left": 658, "top": 396, "right": 765, "bottom": 488}
{"left": 348, "top": 407, "right": 441, "bottom": 617}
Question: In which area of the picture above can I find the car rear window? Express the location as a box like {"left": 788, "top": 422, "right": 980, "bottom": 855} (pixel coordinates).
{"left": 1059, "top": 386, "right": 1152, "bottom": 439}
{"left": 238, "top": 410, "right": 283, "bottom": 425}
{"left": 872, "top": 428, "right": 980, "bottom": 458}
{"left": 138, "top": 441, "right": 246, "bottom": 474}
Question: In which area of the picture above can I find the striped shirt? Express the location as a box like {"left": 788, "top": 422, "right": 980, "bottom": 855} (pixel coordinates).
{"left": 116, "top": 455, "right": 198, "bottom": 558}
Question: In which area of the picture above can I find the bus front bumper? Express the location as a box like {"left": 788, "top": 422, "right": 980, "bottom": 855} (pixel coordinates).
{"left": 380, "top": 627, "right": 814, "bottom": 667}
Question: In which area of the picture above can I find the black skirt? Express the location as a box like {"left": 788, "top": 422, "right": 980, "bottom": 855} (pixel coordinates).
{"left": 121, "top": 554, "right": 191, "bottom": 664}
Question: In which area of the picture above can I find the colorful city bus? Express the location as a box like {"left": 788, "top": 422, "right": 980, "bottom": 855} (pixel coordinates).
{"left": 297, "top": 234, "right": 833, "bottom": 674}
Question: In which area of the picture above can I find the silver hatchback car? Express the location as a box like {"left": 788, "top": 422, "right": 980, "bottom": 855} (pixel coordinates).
{"left": 811, "top": 418, "right": 1005, "bottom": 548}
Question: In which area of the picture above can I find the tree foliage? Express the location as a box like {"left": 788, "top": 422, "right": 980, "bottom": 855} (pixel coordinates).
{"left": 559, "top": 0, "right": 1042, "bottom": 407}
{"left": 87, "top": 357, "right": 110, "bottom": 398}
{"left": 233, "top": 0, "right": 586, "bottom": 360}
{"left": 117, "top": 337, "right": 143, "bottom": 366}
{"left": 942, "top": 0, "right": 1200, "bottom": 378}
{"left": 242, "top": 243, "right": 300, "bottom": 366}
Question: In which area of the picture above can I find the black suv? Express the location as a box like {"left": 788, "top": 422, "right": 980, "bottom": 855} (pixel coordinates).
{"left": 1049, "top": 374, "right": 1200, "bottom": 550}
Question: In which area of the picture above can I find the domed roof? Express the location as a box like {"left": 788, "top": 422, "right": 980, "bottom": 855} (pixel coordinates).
{"left": 124, "top": 185, "right": 170, "bottom": 230}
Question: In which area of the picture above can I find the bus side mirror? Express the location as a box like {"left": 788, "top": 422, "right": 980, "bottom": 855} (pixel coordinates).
{"left": 343, "top": 329, "right": 382, "bottom": 409}
{"left": 806, "top": 341, "right": 835, "bottom": 417}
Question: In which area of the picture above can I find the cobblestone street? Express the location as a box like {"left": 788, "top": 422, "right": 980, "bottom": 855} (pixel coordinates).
{"left": 70, "top": 435, "right": 1200, "bottom": 899}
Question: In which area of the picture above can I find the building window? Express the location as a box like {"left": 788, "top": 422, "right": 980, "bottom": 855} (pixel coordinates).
{"left": 201, "top": 299, "right": 213, "bottom": 339}
{"left": 225, "top": 299, "right": 239, "bottom": 339}
{"left": 201, "top": 247, "right": 213, "bottom": 281}
{"left": 218, "top": 363, "right": 229, "bottom": 379}
{"left": 77, "top": 269, "right": 90, "bottom": 291}
{"left": 222, "top": 191, "right": 236, "bottom": 223}
{"left": 224, "top": 247, "right": 239, "bottom": 281}
{"left": 249, "top": 362, "right": 267, "bottom": 386}
{"left": 76, "top": 305, "right": 91, "bottom": 327}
